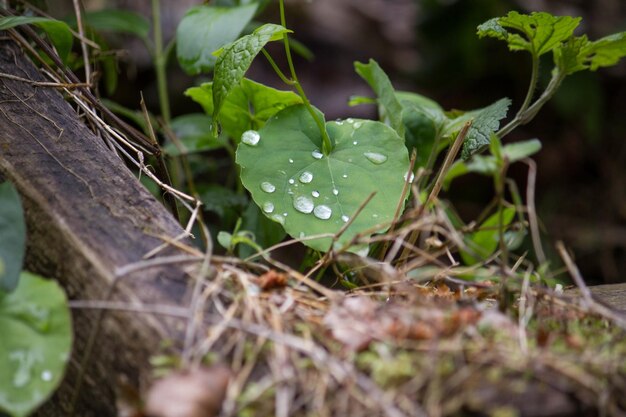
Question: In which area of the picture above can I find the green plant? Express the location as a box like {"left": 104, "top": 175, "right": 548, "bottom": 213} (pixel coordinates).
{"left": 0, "top": 183, "right": 72, "bottom": 417}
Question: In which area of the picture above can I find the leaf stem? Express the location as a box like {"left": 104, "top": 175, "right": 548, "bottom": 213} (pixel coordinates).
{"left": 151, "top": 0, "right": 171, "bottom": 123}
{"left": 278, "top": 0, "right": 332, "bottom": 154}
{"left": 261, "top": 48, "right": 294, "bottom": 85}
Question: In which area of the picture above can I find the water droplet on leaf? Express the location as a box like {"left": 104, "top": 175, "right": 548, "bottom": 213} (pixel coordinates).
{"left": 311, "top": 150, "right": 323, "bottom": 159}
{"left": 342, "top": 174, "right": 348, "bottom": 179}
{"left": 332, "top": 188, "right": 339, "bottom": 196}
{"left": 288, "top": 178, "right": 295, "bottom": 185}
{"left": 341, "top": 215, "right": 349, "bottom": 223}
{"left": 263, "top": 202, "right": 275, "bottom": 213}
{"left": 41, "top": 370, "right": 53, "bottom": 382}
{"left": 364, "top": 152, "right": 388, "bottom": 164}
{"left": 404, "top": 171, "right": 415, "bottom": 183}
{"left": 313, "top": 205, "right": 332, "bottom": 220}
{"left": 293, "top": 196, "right": 314, "bottom": 214}
{"left": 312, "top": 191, "right": 320, "bottom": 198}
{"left": 354, "top": 121, "right": 363, "bottom": 129}
{"left": 299, "top": 171, "right": 313, "bottom": 184}
{"left": 271, "top": 214, "right": 285, "bottom": 225}
{"left": 289, "top": 158, "right": 294, "bottom": 164}
{"left": 241, "top": 130, "right": 260, "bottom": 146}
{"left": 260, "top": 182, "right": 275, "bottom": 193}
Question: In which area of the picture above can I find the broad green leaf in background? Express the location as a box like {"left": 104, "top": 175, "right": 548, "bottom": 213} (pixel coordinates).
{"left": 165, "top": 114, "right": 223, "bottom": 156}
{"left": 444, "top": 139, "right": 541, "bottom": 189}
{"left": 186, "top": 78, "right": 303, "bottom": 141}
{"left": 555, "top": 33, "right": 626, "bottom": 75}
{"left": 0, "top": 16, "right": 73, "bottom": 62}
{"left": 212, "top": 23, "right": 290, "bottom": 120}
{"left": 236, "top": 104, "right": 410, "bottom": 252}
{"left": 460, "top": 98, "right": 511, "bottom": 159}
{"left": 0, "top": 272, "right": 72, "bottom": 417}
{"left": 0, "top": 183, "right": 26, "bottom": 293}
{"left": 461, "top": 207, "right": 516, "bottom": 265}
{"left": 177, "top": 3, "right": 258, "bottom": 75}
{"left": 68, "top": 9, "right": 150, "bottom": 41}
{"left": 354, "top": 60, "right": 405, "bottom": 138}
{"left": 477, "top": 12, "right": 580, "bottom": 57}
{"left": 199, "top": 185, "right": 248, "bottom": 218}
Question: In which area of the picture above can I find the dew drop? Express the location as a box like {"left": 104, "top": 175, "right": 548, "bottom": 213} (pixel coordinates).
{"left": 299, "top": 171, "right": 313, "bottom": 184}
{"left": 336, "top": 121, "right": 344, "bottom": 126}
{"left": 241, "top": 130, "right": 260, "bottom": 146}
{"left": 312, "top": 191, "right": 320, "bottom": 198}
{"left": 260, "top": 182, "right": 276, "bottom": 193}
{"left": 313, "top": 205, "right": 332, "bottom": 220}
{"left": 289, "top": 158, "right": 294, "bottom": 164}
{"left": 404, "top": 171, "right": 415, "bottom": 183}
{"left": 288, "top": 178, "right": 295, "bottom": 185}
{"left": 271, "top": 214, "right": 285, "bottom": 225}
{"left": 353, "top": 141, "right": 358, "bottom": 145}
{"left": 332, "top": 188, "right": 339, "bottom": 196}
{"left": 354, "top": 121, "right": 363, "bottom": 129}
{"left": 346, "top": 118, "right": 354, "bottom": 123}
{"left": 341, "top": 215, "right": 350, "bottom": 223}
{"left": 293, "top": 196, "right": 314, "bottom": 214}
{"left": 311, "top": 150, "right": 323, "bottom": 159}
{"left": 263, "top": 202, "right": 275, "bottom": 214}
{"left": 283, "top": 212, "right": 288, "bottom": 217}
{"left": 41, "top": 370, "right": 53, "bottom": 382}
{"left": 342, "top": 174, "right": 348, "bottom": 179}
{"left": 364, "top": 152, "right": 388, "bottom": 164}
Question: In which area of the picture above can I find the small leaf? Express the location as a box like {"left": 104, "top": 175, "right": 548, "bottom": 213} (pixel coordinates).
{"left": 478, "top": 12, "right": 580, "bottom": 57}
{"left": 0, "top": 272, "right": 72, "bottom": 417}
{"left": 75, "top": 9, "right": 150, "bottom": 41}
{"left": 0, "top": 16, "right": 73, "bottom": 62}
{"left": 176, "top": 4, "right": 258, "bottom": 75}
{"left": 212, "top": 23, "right": 290, "bottom": 119}
{"left": 186, "top": 78, "right": 302, "bottom": 141}
{"left": 501, "top": 138, "right": 542, "bottom": 161}
{"left": 354, "top": 60, "right": 405, "bottom": 137}
{"left": 461, "top": 207, "right": 516, "bottom": 265}
{"left": 556, "top": 32, "right": 626, "bottom": 75}
{"left": 236, "top": 104, "right": 409, "bottom": 252}
{"left": 0, "top": 182, "right": 26, "bottom": 293}
{"left": 165, "top": 114, "right": 222, "bottom": 156}
{"left": 461, "top": 98, "right": 511, "bottom": 159}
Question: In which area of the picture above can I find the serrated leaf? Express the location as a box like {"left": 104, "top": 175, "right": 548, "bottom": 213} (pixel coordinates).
{"left": 0, "top": 16, "right": 73, "bottom": 62}
{"left": 212, "top": 24, "right": 290, "bottom": 119}
{"left": 165, "top": 114, "right": 222, "bottom": 156}
{"left": 236, "top": 104, "right": 409, "bottom": 252}
{"left": 176, "top": 3, "right": 258, "bottom": 75}
{"left": 478, "top": 12, "right": 580, "bottom": 57}
{"left": 75, "top": 9, "right": 150, "bottom": 41}
{"left": 354, "top": 60, "right": 405, "bottom": 137}
{"left": 186, "top": 78, "right": 302, "bottom": 141}
{"left": 0, "top": 272, "right": 72, "bottom": 417}
{"left": 0, "top": 183, "right": 26, "bottom": 293}
{"left": 461, "top": 207, "right": 516, "bottom": 265}
{"left": 461, "top": 98, "right": 511, "bottom": 159}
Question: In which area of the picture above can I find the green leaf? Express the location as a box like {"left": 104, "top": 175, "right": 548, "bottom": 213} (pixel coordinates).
{"left": 0, "top": 272, "right": 72, "bottom": 417}
{"left": 556, "top": 32, "right": 626, "bottom": 75}
{"left": 199, "top": 185, "right": 248, "bottom": 218}
{"left": 236, "top": 104, "right": 410, "bottom": 252}
{"left": 444, "top": 139, "right": 541, "bottom": 189}
{"left": 461, "top": 207, "right": 516, "bottom": 265}
{"left": 0, "top": 183, "right": 26, "bottom": 293}
{"left": 460, "top": 98, "right": 511, "bottom": 159}
{"left": 477, "top": 12, "right": 580, "bottom": 57}
{"left": 354, "top": 60, "right": 405, "bottom": 138}
{"left": 238, "top": 203, "right": 287, "bottom": 258}
{"left": 176, "top": 3, "right": 258, "bottom": 75}
{"left": 212, "top": 24, "right": 290, "bottom": 119}
{"left": 186, "top": 78, "right": 302, "bottom": 141}
{"left": 73, "top": 9, "right": 150, "bottom": 41}
{"left": 0, "top": 16, "right": 73, "bottom": 62}
{"left": 165, "top": 114, "right": 222, "bottom": 156}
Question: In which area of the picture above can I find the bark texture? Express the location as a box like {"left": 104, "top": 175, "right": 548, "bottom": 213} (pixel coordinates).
{"left": 0, "top": 41, "right": 192, "bottom": 416}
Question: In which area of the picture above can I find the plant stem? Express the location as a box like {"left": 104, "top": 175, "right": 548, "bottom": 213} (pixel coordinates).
{"left": 278, "top": 0, "right": 332, "bottom": 154}
{"left": 498, "top": 68, "right": 565, "bottom": 138}
{"left": 151, "top": 0, "right": 171, "bottom": 123}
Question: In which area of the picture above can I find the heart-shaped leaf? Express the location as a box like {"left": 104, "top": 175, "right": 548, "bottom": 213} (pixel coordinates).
{"left": 236, "top": 104, "right": 410, "bottom": 252}
{"left": 0, "top": 272, "right": 72, "bottom": 417}
{"left": 176, "top": 3, "right": 258, "bottom": 75}
{"left": 0, "top": 182, "right": 26, "bottom": 293}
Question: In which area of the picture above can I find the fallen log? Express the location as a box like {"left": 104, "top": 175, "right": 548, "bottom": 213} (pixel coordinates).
{"left": 0, "top": 40, "right": 193, "bottom": 416}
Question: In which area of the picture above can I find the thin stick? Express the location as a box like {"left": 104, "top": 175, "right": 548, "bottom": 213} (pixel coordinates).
{"left": 0, "top": 72, "right": 88, "bottom": 88}
{"left": 556, "top": 241, "right": 592, "bottom": 305}
{"left": 524, "top": 158, "right": 546, "bottom": 264}
{"left": 72, "top": 0, "right": 91, "bottom": 85}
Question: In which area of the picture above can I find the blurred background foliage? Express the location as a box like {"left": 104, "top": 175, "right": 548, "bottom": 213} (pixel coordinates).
{"left": 46, "top": 0, "right": 626, "bottom": 284}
